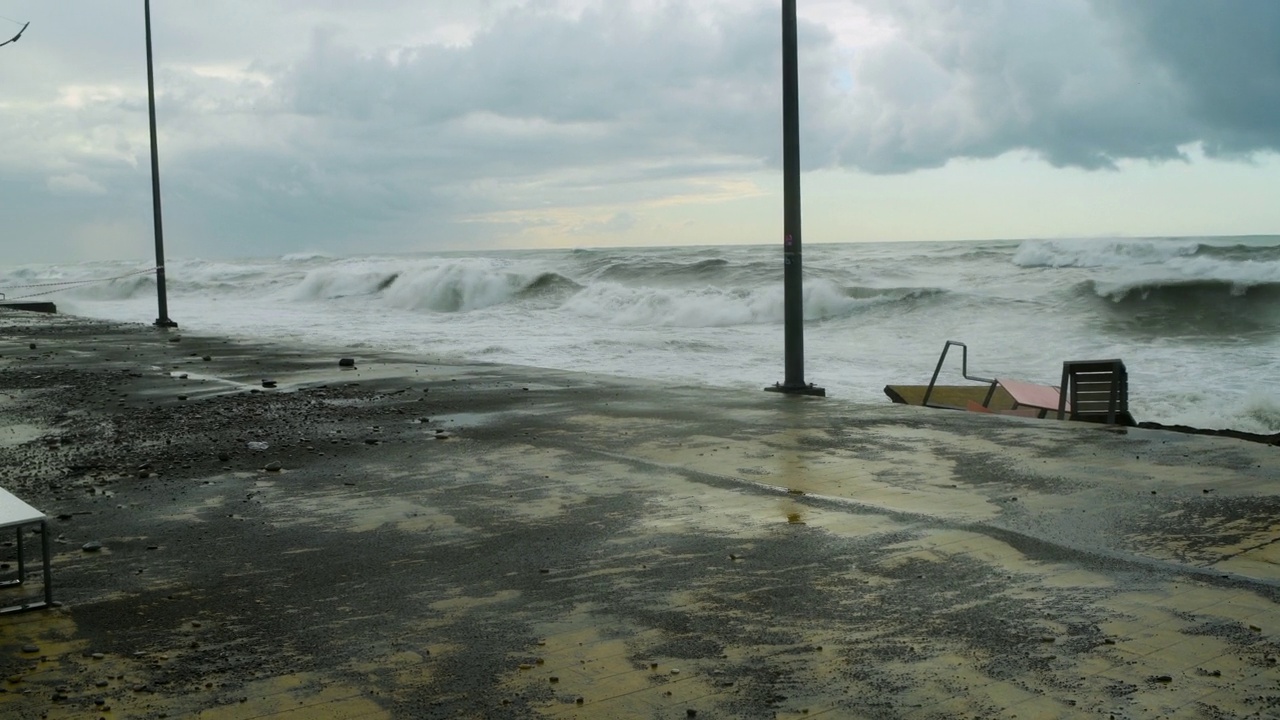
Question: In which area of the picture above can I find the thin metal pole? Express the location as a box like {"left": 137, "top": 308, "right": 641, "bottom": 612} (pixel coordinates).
{"left": 145, "top": 0, "right": 176, "bottom": 328}
{"left": 768, "top": 0, "right": 823, "bottom": 396}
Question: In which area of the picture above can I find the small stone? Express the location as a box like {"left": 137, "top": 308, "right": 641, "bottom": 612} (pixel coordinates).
{"left": 28, "top": 343, "right": 37, "bottom": 350}
{"left": 687, "top": 710, "right": 698, "bottom": 718}
{"left": 670, "top": 668, "right": 680, "bottom": 675}
{"left": 138, "top": 470, "right": 151, "bottom": 478}
{"left": 575, "top": 697, "right": 584, "bottom": 705}
{"left": 364, "top": 438, "right": 380, "bottom": 445}
{"left": 339, "top": 358, "right": 356, "bottom": 368}
{"left": 1249, "top": 624, "right": 1262, "bottom": 632}
{"left": 549, "top": 677, "right": 559, "bottom": 683}
{"left": 261, "top": 380, "right": 277, "bottom": 388}
{"left": 218, "top": 453, "right": 230, "bottom": 462}
{"left": 168, "top": 336, "right": 181, "bottom": 343}
{"left": 1152, "top": 675, "right": 1173, "bottom": 683}
{"left": 82, "top": 541, "right": 103, "bottom": 552}
{"left": 91, "top": 652, "right": 105, "bottom": 660}
{"left": 264, "top": 461, "right": 283, "bottom": 472}
{"left": 202, "top": 356, "right": 212, "bottom": 362}
{"left": 21, "top": 644, "right": 38, "bottom": 654}
{"left": 518, "top": 664, "right": 533, "bottom": 670}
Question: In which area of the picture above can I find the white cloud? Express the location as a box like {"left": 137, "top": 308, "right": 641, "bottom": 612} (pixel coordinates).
{"left": 46, "top": 172, "right": 108, "bottom": 196}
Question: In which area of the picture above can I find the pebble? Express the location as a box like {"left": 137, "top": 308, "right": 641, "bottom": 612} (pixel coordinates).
{"left": 339, "top": 358, "right": 356, "bottom": 368}
{"left": 202, "top": 356, "right": 212, "bottom": 361}
{"left": 91, "top": 652, "right": 105, "bottom": 660}
{"left": 82, "top": 541, "right": 103, "bottom": 552}
{"left": 21, "top": 644, "right": 38, "bottom": 653}
{"left": 261, "top": 380, "right": 277, "bottom": 389}
{"left": 264, "top": 461, "right": 283, "bottom": 472}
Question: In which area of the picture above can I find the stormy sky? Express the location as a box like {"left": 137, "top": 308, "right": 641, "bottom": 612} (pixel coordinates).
{"left": 1, "top": 0, "right": 1278, "bottom": 264}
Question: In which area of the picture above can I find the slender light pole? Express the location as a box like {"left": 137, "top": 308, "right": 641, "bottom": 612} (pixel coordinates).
{"left": 767, "top": 0, "right": 823, "bottom": 397}
{"left": 145, "top": 0, "right": 177, "bottom": 328}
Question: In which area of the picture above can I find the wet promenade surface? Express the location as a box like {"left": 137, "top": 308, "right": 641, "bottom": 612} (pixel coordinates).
{"left": 1, "top": 313, "right": 1278, "bottom": 719}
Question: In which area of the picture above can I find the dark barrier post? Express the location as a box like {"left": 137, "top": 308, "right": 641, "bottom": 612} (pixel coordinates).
{"left": 145, "top": 0, "right": 177, "bottom": 328}
{"left": 767, "top": 0, "right": 823, "bottom": 397}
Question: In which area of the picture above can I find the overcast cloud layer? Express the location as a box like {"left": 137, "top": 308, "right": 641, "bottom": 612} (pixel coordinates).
{"left": 1, "top": 0, "right": 1277, "bottom": 263}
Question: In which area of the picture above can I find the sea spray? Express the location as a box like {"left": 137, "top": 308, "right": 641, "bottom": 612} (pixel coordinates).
{"left": 17, "top": 237, "right": 1280, "bottom": 435}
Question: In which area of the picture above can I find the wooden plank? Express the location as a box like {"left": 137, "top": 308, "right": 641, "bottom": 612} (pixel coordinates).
{"left": 996, "top": 378, "right": 1070, "bottom": 413}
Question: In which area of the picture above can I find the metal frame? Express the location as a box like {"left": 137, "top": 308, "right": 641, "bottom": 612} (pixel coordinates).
{"left": 922, "top": 340, "right": 998, "bottom": 409}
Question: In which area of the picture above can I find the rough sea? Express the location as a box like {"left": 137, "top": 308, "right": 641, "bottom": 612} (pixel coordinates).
{"left": 5, "top": 236, "right": 1279, "bottom": 435}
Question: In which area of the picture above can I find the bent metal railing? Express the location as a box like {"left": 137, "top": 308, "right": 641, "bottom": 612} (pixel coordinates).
{"left": 922, "top": 340, "right": 999, "bottom": 409}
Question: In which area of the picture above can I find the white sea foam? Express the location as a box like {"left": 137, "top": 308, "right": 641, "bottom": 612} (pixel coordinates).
{"left": 560, "top": 279, "right": 895, "bottom": 327}
{"left": 1013, "top": 238, "right": 1201, "bottom": 268}
{"left": 21, "top": 238, "right": 1280, "bottom": 434}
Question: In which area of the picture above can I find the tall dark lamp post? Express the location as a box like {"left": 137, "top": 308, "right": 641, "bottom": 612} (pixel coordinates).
{"left": 145, "top": 0, "right": 177, "bottom": 328}
{"left": 766, "top": 0, "right": 823, "bottom": 396}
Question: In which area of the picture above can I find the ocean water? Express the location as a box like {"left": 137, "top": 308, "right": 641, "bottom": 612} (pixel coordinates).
{"left": 4, "top": 237, "right": 1279, "bottom": 435}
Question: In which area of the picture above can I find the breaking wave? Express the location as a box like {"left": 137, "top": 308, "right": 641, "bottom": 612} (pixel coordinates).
{"left": 1014, "top": 239, "right": 1202, "bottom": 268}
{"left": 561, "top": 281, "right": 946, "bottom": 327}
{"left": 287, "top": 259, "right": 582, "bottom": 313}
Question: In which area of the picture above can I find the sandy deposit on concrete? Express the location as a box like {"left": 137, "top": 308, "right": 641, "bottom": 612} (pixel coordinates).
{"left": 1, "top": 312, "right": 1278, "bottom": 719}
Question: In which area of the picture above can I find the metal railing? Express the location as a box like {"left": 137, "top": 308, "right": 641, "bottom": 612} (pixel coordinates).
{"left": 922, "top": 340, "right": 999, "bottom": 409}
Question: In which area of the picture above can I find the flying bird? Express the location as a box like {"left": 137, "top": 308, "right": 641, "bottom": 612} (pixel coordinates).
{"left": 0, "top": 20, "right": 28, "bottom": 49}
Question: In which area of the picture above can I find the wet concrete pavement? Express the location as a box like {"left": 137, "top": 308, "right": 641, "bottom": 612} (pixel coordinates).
{"left": 1, "top": 313, "right": 1278, "bottom": 719}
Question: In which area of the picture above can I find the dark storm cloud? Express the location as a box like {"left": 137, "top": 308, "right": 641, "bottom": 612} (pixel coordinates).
{"left": 837, "top": 0, "right": 1280, "bottom": 172}
{"left": 2, "top": 0, "right": 1278, "bottom": 263}
{"left": 1095, "top": 0, "right": 1280, "bottom": 158}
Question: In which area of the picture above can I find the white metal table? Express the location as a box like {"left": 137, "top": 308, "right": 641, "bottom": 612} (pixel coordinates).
{"left": 0, "top": 487, "right": 53, "bottom": 614}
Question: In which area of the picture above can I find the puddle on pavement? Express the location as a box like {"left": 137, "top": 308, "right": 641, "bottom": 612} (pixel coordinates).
{"left": 0, "top": 423, "right": 44, "bottom": 448}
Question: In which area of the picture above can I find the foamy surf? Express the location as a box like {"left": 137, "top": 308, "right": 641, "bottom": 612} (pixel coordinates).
{"left": 8, "top": 236, "right": 1279, "bottom": 435}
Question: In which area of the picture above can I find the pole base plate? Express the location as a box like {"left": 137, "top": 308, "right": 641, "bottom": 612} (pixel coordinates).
{"left": 154, "top": 318, "right": 179, "bottom": 329}
{"left": 765, "top": 383, "right": 826, "bottom": 397}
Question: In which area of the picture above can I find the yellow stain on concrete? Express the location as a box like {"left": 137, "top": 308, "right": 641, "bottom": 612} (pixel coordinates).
{"left": 1, "top": 610, "right": 392, "bottom": 720}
